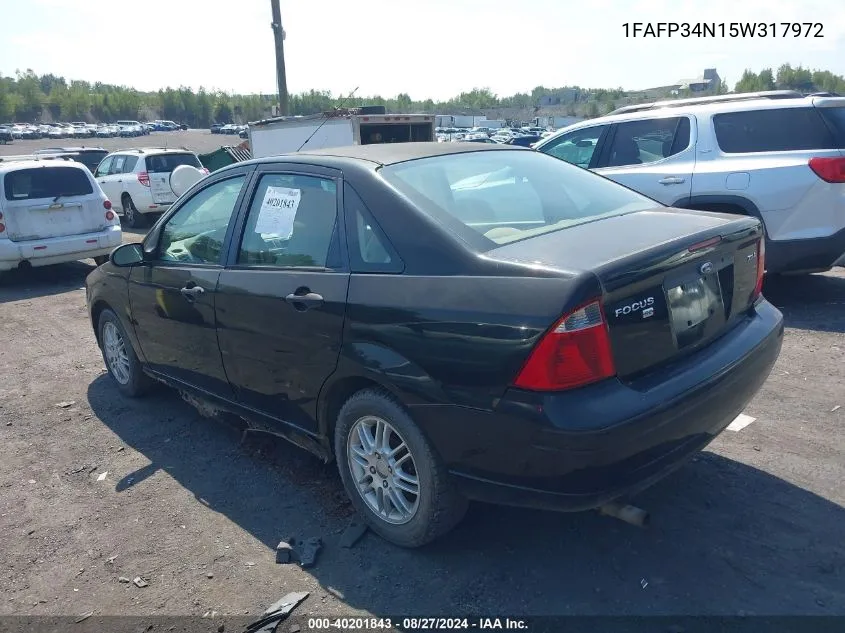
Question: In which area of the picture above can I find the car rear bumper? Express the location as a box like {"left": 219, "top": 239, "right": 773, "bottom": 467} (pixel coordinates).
{"left": 766, "top": 227, "right": 845, "bottom": 273}
{"left": 0, "top": 225, "right": 122, "bottom": 271}
{"left": 410, "top": 300, "right": 784, "bottom": 512}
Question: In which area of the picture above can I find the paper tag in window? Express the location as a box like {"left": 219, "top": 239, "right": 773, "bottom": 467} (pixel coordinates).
{"left": 254, "top": 186, "right": 301, "bottom": 238}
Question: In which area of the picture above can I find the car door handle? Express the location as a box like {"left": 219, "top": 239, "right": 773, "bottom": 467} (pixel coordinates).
{"left": 658, "top": 176, "right": 686, "bottom": 185}
{"left": 285, "top": 289, "right": 324, "bottom": 311}
{"left": 180, "top": 285, "right": 205, "bottom": 301}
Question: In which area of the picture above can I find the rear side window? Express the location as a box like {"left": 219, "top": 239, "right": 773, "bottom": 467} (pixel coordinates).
{"left": 4, "top": 167, "right": 93, "bottom": 201}
{"left": 714, "top": 108, "right": 836, "bottom": 153}
{"left": 818, "top": 107, "right": 845, "bottom": 145}
{"left": 123, "top": 156, "right": 139, "bottom": 172}
{"left": 146, "top": 153, "right": 201, "bottom": 173}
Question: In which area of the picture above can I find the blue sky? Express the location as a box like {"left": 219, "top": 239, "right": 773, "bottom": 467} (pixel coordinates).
{"left": 1, "top": 0, "right": 844, "bottom": 99}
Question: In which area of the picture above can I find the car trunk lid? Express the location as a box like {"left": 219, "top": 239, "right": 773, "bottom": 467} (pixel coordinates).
{"left": 487, "top": 208, "right": 764, "bottom": 379}
{"left": 2, "top": 165, "right": 105, "bottom": 241}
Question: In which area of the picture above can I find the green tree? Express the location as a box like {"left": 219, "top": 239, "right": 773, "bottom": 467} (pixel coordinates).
{"left": 14, "top": 69, "right": 44, "bottom": 120}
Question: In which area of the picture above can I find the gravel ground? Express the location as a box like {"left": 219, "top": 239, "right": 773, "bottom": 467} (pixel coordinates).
{"left": 0, "top": 239, "right": 843, "bottom": 620}
{"left": 0, "top": 130, "right": 242, "bottom": 158}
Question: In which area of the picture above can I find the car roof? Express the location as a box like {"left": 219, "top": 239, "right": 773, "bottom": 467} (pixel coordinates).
{"left": 289, "top": 141, "right": 523, "bottom": 166}
{"left": 0, "top": 160, "right": 89, "bottom": 176}
{"left": 107, "top": 147, "right": 196, "bottom": 156}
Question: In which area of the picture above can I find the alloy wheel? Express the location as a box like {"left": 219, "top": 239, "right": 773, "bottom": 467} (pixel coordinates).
{"left": 103, "top": 321, "right": 130, "bottom": 385}
{"left": 347, "top": 415, "right": 420, "bottom": 525}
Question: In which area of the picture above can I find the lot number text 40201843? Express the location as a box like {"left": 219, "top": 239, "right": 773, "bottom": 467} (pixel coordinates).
{"left": 622, "top": 22, "right": 824, "bottom": 38}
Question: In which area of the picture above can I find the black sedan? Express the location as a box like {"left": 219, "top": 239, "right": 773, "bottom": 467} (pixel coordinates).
{"left": 86, "top": 143, "right": 783, "bottom": 547}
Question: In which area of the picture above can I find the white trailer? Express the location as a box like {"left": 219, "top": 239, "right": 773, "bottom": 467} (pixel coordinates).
{"left": 248, "top": 111, "right": 435, "bottom": 159}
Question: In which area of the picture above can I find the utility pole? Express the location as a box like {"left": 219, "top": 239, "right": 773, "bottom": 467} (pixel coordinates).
{"left": 270, "top": 0, "right": 289, "bottom": 116}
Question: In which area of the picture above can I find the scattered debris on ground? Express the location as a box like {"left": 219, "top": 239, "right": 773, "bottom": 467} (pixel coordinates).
{"left": 275, "top": 539, "right": 293, "bottom": 564}
{"left": 245, "top": 591, "right": 309, "bottom": 633}
{"left": 340, "top": 521, "right": 368, "bottom": 549}
{"left": 132, "top": 576, "right": 149, "bottom": 588}
{"left": 74, "top": 611, "right": 94, "bottom": 623}
{"left": 96, "top": 471, "right": 108, "bottom": 482}
{"left": 118, "top": 576, "right": 130, "bottom": 583}
{"left": 297, "top": 537, "right": 322, "bottom": 568}
{"left": 55, "top": 401, "right": 75, "bottom": 408}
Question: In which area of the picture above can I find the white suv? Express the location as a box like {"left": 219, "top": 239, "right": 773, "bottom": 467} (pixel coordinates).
{"left": 94, "top": 148, "right": 207, "bottom": 228}
{"left": 0, "top": 160, "right": 121, "bottom": 271}
{"left": 534, "top": 91, "right": 845, "bottom": 274}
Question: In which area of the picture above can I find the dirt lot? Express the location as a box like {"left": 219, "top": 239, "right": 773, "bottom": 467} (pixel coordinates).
{"left": 0, "top": 235, "right": 844, "bottom": 621}
{"left": 0, "top": 130, "right": 241, "bottom": 158}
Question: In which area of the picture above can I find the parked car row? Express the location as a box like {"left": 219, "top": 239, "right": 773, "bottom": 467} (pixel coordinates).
{"left": 0, "top": 119, "right": 190, "bottom": 142}
{"left": 211, "top": 123, "right": 248, "bottom": 136}
{"left": 437, "top": 126, "right": 554, "bottom": 147}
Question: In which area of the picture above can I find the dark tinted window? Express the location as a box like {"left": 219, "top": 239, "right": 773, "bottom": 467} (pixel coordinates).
{"left": 344, "top": 183, "right": 402, "bottom": 273}
{"left": 606, "top": 117, "right": 690, "bottom": 167}
{"left": 123, "top": 156, "right": 139, "bottom": 172}
{"left": 74, "top": 150, "right": 108, "bottom": 172}
{"left": 238, "top": 174, "right": 339, "bottom": 268}
{"left": 146, "top": 153, "right": 201, "bottom": 173}
{"left": 714, "top": 108, "right": 836, "bottom": 153}
{"left": 818, "top": 107, "right": 845, "bottom": 145}
{"left": 4, "top": 166, "right": 93, "bottom": 201}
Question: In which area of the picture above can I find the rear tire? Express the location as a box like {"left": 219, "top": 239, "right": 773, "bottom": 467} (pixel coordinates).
{"left": 122, "top": 196, "right": 145, "bottom": 229}
{"left": 98, "top": 309, "right": 151, "bottom": 398}
{"left": 334, "top": 388, "right": 468, "bottom": 548}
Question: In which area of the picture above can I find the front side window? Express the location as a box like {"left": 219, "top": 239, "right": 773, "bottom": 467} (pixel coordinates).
{"left": 4, "top": 167, "right": 93, "bottom": 201}
{"left": 605, "top": 117, "right": 690, "bottom": 167}
{"left": 156, "top": 175, "right": 246, "bottom": 264}
{"left": 380, "top": 150, "right": 656, "bottom": 248}
{"left": 539, "top": 125, "right": 608, "bottom": 168}
{"left": 238, "top": 173, "right": 339, "bottom": 268}
{"left": 94, "top": 156, "right": 113, "bottom": 178}
{"left": 713, "top": 108, "right": 836, "bottom": 153}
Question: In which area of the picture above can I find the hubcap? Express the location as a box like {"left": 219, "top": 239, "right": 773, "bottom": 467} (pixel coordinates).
{"left": 102, "top": 322, "right": 130, "bottom": 385}
{"left": 347, "top": 415, "right": 420, "bottom": 525}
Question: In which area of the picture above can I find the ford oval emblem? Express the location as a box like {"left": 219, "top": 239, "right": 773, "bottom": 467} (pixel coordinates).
{"left": 700, "top": 261, "right": 715, "bottom": 274}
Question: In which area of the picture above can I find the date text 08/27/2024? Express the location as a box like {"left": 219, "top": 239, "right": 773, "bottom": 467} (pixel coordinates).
{"left": 306, "top": 617, "right": 528, "bottom": 630}
{"left": 622, "top": 22, "right": 824, "bottom": 38}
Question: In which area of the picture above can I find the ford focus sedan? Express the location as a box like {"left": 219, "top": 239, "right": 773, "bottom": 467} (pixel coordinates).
{"left": 85, "top": 143, "right": 783, "bottom": 547}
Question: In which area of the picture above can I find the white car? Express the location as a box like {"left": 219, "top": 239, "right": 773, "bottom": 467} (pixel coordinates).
{"left": 533, "top": 90, "right": 845, "bottom": 274}
{"left": 94, "top": 148, "right": 207, "bottom": 228}
{"left": 0, "top": 160, "right": 122, "bottom": 272}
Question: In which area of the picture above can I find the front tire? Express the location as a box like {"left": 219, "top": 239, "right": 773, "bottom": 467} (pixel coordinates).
{"left": 98, "top": 309, "right": 151, "bottom": 397}
{"left": 335, "top": 389, "right": 468, "bottom": 547}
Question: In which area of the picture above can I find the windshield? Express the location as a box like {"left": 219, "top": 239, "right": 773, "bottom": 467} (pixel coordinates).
{"left": 146, "top": 153, "right": 201, "bottom": 173}
{"left": 380, "top": 149, "right": 657, "bottom": 248}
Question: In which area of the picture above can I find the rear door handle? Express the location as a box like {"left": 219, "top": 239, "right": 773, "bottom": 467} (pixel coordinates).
{"left": 658, "top": 176, "right": 686, "bottom": 185}
{"left": 180, "top": 285, "right": 205, "bottom": 301}
{"left": 285, "top": 289, "right": 324, "bottom": 311}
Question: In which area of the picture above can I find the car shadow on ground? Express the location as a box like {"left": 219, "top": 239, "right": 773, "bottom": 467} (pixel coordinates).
{"left": 0, "top": 260, "right": 97, "bottom": 302}
{"left": 763, "top": 271, "right": 845, "bottom": 333}
{"left": 87, "top": 376, "right": 845, "bottom": 616}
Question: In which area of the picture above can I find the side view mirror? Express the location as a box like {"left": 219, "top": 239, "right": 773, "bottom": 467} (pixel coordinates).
{"left": 110, "top": 242, "right": 145, "bottom": 267}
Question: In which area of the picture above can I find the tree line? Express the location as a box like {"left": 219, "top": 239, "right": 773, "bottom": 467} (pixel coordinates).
{"left": 1, "top": 64, "right": 842, "bottom": 125}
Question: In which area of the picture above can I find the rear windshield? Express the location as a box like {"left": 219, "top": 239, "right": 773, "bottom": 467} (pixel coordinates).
{"left": 713, "top": 107, "right": 837, "bottom": 153}
{"left": 380, "top": 149, "right": 656, "bottom": 249}
{"left": 4, "top": 167, "right": 93, "bottom": 201}
{"left": 818, "top": 107, "right": 845, "bottom": 145}
{"left": 73, "top": 150, "right": 108, "bottom": 172}
{"left": 145, "top": 153, "right": 201, "bottom": 173}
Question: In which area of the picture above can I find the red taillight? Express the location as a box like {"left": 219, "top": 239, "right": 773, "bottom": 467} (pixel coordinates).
{"left": 105, "top": 210, "right": 115, "bottom": 221}
{"left": 752, "top": 237, "right": 765, "bottom": 301}
{"left": 809, "top": 157, "right": 845, "bottom": 183}
{"left": 514, "top": 300, "right": 616, "bottom": 391}
{"left": 138, "top": 171, "right": 150, "bottom": 187}
{"left": 0, "top": 222, "right": 5, "bottom": 234}
{"left": 103, "top": 199, "right": 112, "bottom": 210}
